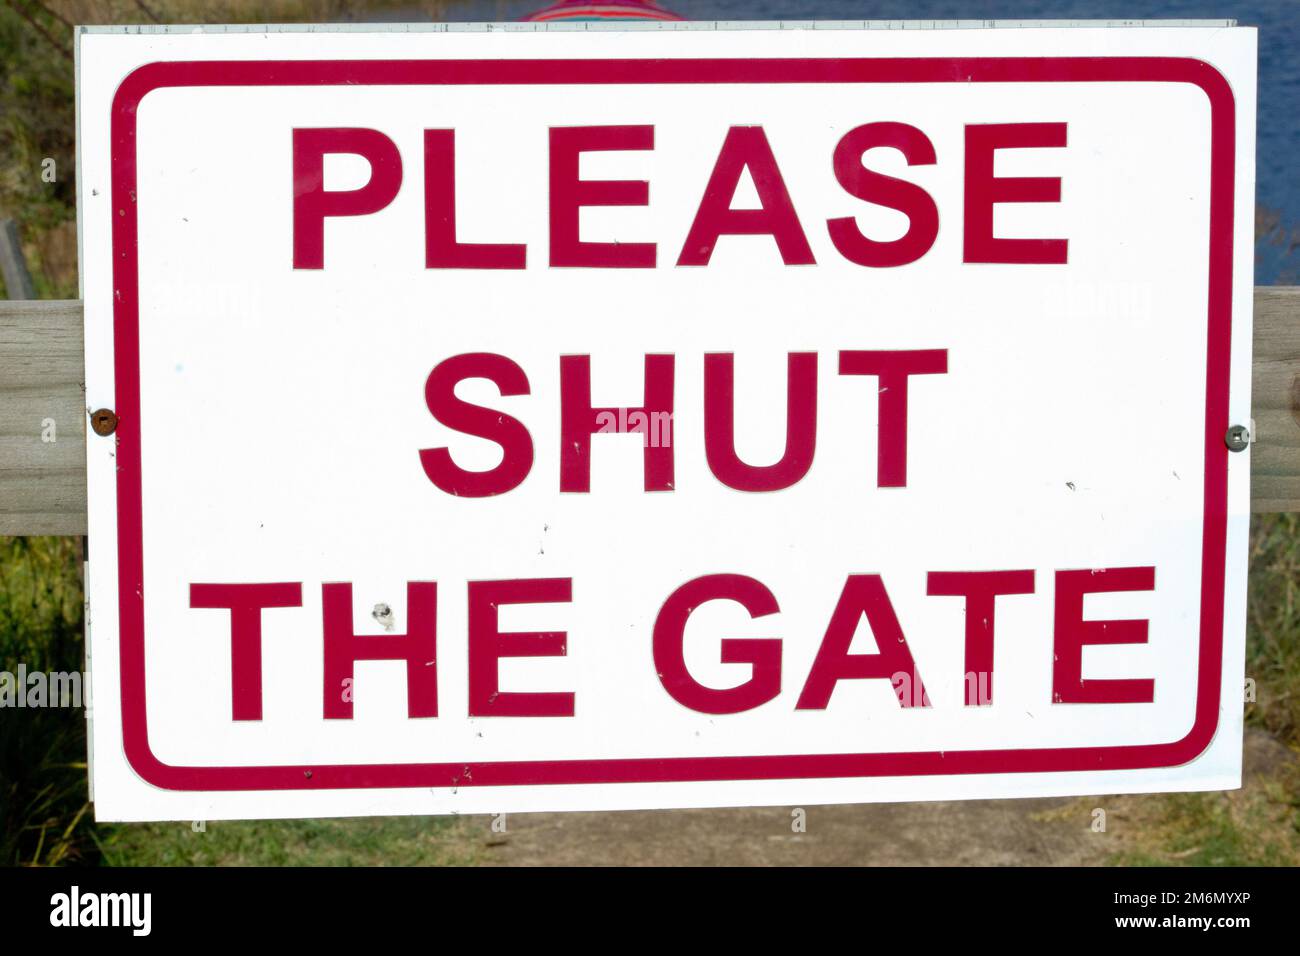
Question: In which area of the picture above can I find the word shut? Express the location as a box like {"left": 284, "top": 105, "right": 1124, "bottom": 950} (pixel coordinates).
{"left": 420, "top": 349, "right": 948, "bottom": 496}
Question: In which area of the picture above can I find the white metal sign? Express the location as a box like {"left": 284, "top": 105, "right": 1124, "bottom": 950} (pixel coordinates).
{"left": 79, "top": 23, "right": 1256, "bottom": 821}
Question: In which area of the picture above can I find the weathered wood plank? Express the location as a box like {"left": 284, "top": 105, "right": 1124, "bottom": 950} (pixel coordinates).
{"left": 1252, "top": 287, "right": 1300, "bottom": 512}
{"left": 1, "top": 293, "right": 1298, "bottom": 535}
{"left": 0, "top": 300, "right": 86, "bottom": 534}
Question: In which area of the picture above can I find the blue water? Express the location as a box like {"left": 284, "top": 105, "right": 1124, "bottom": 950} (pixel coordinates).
{"left": 439, "top": 0, "right": 1300, "bottom": 284}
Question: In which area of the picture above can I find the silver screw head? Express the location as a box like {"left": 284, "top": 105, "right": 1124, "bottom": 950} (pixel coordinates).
{"left": 1225, "top": 424, "right": 1250, "bottom": 452}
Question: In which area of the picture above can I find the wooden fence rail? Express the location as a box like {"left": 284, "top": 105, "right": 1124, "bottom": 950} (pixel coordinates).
{"left": 1253, "top": 287, "right": 1300, "bottom": 512}
{"left": 2, "top": 292, "right": 1298, "bottom": 535}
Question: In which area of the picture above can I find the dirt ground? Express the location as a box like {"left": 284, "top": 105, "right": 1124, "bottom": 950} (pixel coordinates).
{"left": 476, "top": 797, "right": 1106, "bottom": 866}
{"left": 465, "top": 730, "right": 1295, "bottom": 866}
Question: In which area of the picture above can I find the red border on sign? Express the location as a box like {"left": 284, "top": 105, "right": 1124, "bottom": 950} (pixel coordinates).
{"left": 110, "top": 57, "right": 1236, "bottom": 791}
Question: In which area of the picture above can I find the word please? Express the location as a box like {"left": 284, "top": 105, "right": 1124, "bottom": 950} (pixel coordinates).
{"left": 293, "top": 122, "right": 1068, "bottom": 269}
{"left": 190, "top": 566, "right": 1155, "bottom": 720}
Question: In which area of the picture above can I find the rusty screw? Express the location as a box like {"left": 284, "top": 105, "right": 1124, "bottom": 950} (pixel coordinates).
{"left": 89, "top": 408, "right": 118, "bottom": 437}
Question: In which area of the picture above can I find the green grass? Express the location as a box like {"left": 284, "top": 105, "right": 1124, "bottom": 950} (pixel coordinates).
{"left": 0, "top": 537, "right": 93, "bottom": 866}
{"left": 1245, "top": 513, "right": 1300, "bottom": 744}
{"left": 1108, "top": 768, "right": 1300, "bottom": 867}
{"left": 99, "top": 816, "right": 482, "bottom": 867}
